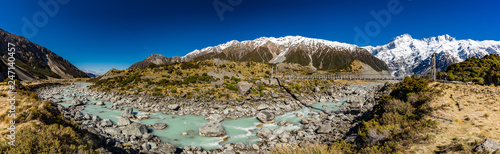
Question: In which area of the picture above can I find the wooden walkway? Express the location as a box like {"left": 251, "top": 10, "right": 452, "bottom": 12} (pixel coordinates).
{"left": 272, "top": 74, "right": 404, "bottom": 81}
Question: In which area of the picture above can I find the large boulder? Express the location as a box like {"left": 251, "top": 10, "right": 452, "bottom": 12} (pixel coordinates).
{"left": 121, "top": 108, "right": 135, "bottom": 118}
{"left": 71, "top": 100, "right": 84, "bottom": 106}
{"left": 199, "top": 122, "right": 226, "bottom": 137}
{"left": 153, "top": 123, "right": 168, "bottom": 130}
{"left": 257, "top": 104, "right": 268, "bottom": 111}
{"left": 100, "top": 119, "right": 113, "bottom": 127}
{"left": 105, "top": 127, "right": 122, "bottom": 136}
{"left": 236, "top": 81, "right": 253, "bottom": 95}
{"left": 168, "top": 104, "right": 180, "bottom": 110}
{"left": 156, "top": 142, "right": 177, "bottom": 153}
{"left": 256, "top": 110, "right": 275, "bottom": 123}
{"left": 256, "top": 127, "right": 273, "bottom": 139}
{"left": 348, "top": 97, "right": 364, "bottom": 109}
{"left": 122, "top": 123, "right": 148, "bottom": 136}
{"left": 117, "top": 117, "right": 131, "bottom": 126}
{"left": 300, "top": 116, "right": 320, "bottom": 124}
{"left": 474, "top": 138, "right": 500, "bottom": 153}
{"left": 207, "top": 114, "right": 225, "bottom": 123}
{"left": 273, "top": 126, "right": 287, "bottom": 135}
{"left": 317, "top": 123, "right": 332, "bottom": 134}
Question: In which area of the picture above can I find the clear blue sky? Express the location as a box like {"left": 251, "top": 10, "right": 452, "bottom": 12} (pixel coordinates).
{"left": 1, "top": 0, "right": 499, "bottom": 74}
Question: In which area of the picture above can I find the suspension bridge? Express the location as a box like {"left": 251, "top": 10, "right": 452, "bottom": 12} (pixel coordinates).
{"left": 271, "top": 74, "right": 405, "bottom": 81}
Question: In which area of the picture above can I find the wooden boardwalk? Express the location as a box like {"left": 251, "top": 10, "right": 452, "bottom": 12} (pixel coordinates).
{"left": 272, "top": 74, "right": 405, "bottom": 81}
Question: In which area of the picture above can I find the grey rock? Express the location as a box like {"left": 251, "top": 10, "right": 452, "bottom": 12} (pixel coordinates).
{"left": 92, "top": 115, "right": 101, "bottom": 122}
{"left": 142, "top": 133, "right": 154, "bottom": 141}
{"left": 207, "top": 114, "right": 225, "bottom": 122}
{"left": 71, "top": 100, "right": 84, "bottom": 106}
{"left": 257, "top": 104, "right": 268, "bottom": 111}
{"left": 277, "top": 121, "right": 291, "bottom": 126}
{"left": 235, "top": 142, "right": 245, "bottom": 150}
{"left": 300, "top": 117, "right": 320, "bottom": 124}
{"left": 101, "top": 119, "right": 113, "bottom": 127}
{"left": 156, "top": 142, "right": 177, "bottom": 153}
{"left": 74, "top": 111, "right": 84, "bottom": 121}
{"left": 475, "top": 138, "right": 500, "bottom": 152}
{"left": 252, "top": 144, "right": 260, "bottom": 150}
{"left": 256, "top": 110, "right": 275, "bottom": 123}
{"left": 83, "top": 113, "right": 91, "bottom": 120}
{"left": 121, "top": 108, "right": 135, "bottom": 118}
{"left": 117, "top": 117, "right": 131, "bottom": 126}
{"left": 236, "top": 81, "right": 253, "bottom": 95}
{"left": 317, "top": 123, "right": 332, "bottom": 134}
{"left": 153, "top": 123, "right": 168, "bottom": 130}
{"left": 122, "top": 123, "right": 148, "bottom": 136}
{"left": 105, "top": 127, "right": 122, "bottom": 136}
{"left": 273, "top": 126, "right": 287, "bottom": 135}
{"left": 199, "top": 122, "right": 226, "bottom": 137}
{"left": 96, "top": 101, "right": 104, "bottom": 106}
{"left": 256, "top": 127, "right": 273, "bottom": 139}
{"left": 168, "top": 104, "right": 180, "bottom": 110}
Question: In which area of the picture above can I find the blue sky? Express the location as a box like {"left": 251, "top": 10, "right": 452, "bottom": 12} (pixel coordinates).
{"left": 1, "top": 0, "right": 499, "bottom": 74}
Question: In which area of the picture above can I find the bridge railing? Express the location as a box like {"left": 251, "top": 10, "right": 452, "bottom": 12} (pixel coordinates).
{"left": 271, "top": 74, "right": 404, "bottom": 81}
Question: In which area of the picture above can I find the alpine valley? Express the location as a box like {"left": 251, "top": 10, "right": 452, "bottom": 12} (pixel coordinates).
{"left": 2, "top": 29, "right": 500, "bottom": 154}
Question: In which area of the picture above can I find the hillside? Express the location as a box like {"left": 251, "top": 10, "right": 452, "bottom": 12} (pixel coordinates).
{"left": 0, "top": 81, "right": 100, "bottom": 153}
{"left": 439, "top": 54, "right": 500, "bottom": 85}
{"left": 129, "top": 54, "right": 182, "bottom": 69}
{"left": 0, "top": 29, "right": 88, "bottom": 81}
{"left": 408, "top": 83, "right": 500, "bottom": 153}
{"left": 272, "top": 78, "right": 500, "bottom": 153}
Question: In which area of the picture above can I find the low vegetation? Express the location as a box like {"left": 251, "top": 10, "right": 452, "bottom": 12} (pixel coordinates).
{"left": 0, "top": 80, "right": 99, "bottom": 153}
{"left": 92, "top": 59, "right": 298, "bottom": 100}
{"left": 438, "top": 54, "right": 500, "bottom": 85}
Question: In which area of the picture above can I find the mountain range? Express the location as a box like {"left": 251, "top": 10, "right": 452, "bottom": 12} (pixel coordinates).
{"left": 3, "top": 26, "right": 499, "bottom": 80}
{"left": 133, "top": 35, "right": 500, "bottom": 77}
{"left": 0, "top": 28, "right": 88, "bottom": 81}
{"left": 131, "top": 36, "right": 389, "bottom": 72}
{"left": 364, "top": 34, "right": 500, "bottom": 77}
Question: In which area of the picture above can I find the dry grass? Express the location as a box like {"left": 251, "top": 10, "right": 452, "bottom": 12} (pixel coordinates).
{"left": 272, "top": 143, "right": 343, "bottom": 154}
{"left": 0, "top": 84, "right": 42, "bottom": 143}
{"left": 407, "top": 82, "right": 500, "bottom": 153}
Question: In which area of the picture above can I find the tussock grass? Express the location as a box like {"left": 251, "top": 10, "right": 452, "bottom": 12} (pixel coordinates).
{"left": 0, "top": 81, "right": 99, "bottom": 153}
{"left": 272, "top": 143, "right": 342, "bottom": 154}
{"left": 407, "top": 82, "right": 500, "bottom": 153}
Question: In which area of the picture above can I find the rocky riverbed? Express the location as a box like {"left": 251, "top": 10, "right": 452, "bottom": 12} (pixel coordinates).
{"left": 36, "top": 79, "right": 392, "bottom": 153}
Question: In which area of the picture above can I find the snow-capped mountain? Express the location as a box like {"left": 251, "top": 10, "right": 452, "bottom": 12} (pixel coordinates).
{"left": 364, "top": 34, "right": 500, "bottom": 77}
{"left": 182, "top": 36, "right": 388, "bottom": 71}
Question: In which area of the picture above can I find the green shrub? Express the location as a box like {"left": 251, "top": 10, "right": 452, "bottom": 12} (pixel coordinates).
{"left": 225, "top": 83, "right": 238, "bottom": 91}
{"left": 390, "top": 77, "right": 428, "bottom": 101}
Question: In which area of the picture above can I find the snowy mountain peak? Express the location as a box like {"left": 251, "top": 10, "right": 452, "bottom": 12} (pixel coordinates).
{"left": 179, "top": 35, "right": 388, "bottom": 71}
{"left": 366, "top": 34, "right": 500, "bottom": 77}
{"left": 185, "top": 36, "right": 359, "bottom": 59}
{"left": 423, "top": 34, "right": 456, "bottom": 43}
{"left": 392, "top": 34, "right": 413, "bottom": 41}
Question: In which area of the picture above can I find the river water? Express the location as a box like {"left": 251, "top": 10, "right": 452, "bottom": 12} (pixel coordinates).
{"left": 52, "top": 83, "right": 347, "bottom": 150}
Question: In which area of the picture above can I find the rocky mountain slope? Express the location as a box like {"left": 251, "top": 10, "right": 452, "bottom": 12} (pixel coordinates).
{"left": 129, "top": 54, "right": 182, "bottom": 69}
{"left": 364, "top": 34, "right": 500, "bottom": 77}
{"left": 0, "top": 28, "right": 88, "bottom": 81}
{"left": 131, "top": 36, "right": 389, "bottom": 72}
